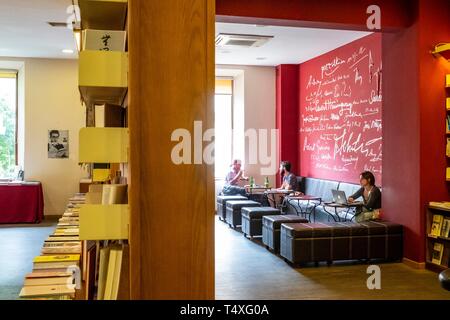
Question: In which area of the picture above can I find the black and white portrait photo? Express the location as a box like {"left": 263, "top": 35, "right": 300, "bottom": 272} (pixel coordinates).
{"left": 48, "top": 130, "right": 69, "bottom": 159}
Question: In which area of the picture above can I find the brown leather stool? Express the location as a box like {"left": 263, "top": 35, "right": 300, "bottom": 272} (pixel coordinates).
{"left": 262, "top": 215, "right": 308, "bottom": 253}
{"left": 241, "top": 207, "right": 281, "bottom": 239}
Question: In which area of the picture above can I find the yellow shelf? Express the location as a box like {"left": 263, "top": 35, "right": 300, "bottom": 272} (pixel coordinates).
{"left": 79, "top": 50, "right": 128, "bottom": 105}
{"left": 446, "top": 74, "right": 450, "bottom": 88}
{"left": 78, "top": 0, "right": 128, "bottom": 30}
{"left": 79, "top": 204, "right": 129, "bottom": 240}
{"left": 79, "top": 127, "right": 129, "bottom": 163}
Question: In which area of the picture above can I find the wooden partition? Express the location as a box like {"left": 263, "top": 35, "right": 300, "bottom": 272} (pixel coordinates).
{"left": 128, "top": 0, "right": 215, "bottom": 299}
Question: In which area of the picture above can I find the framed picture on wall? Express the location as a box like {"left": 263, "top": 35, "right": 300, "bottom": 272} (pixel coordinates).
{"left": 48, "top": 130, "right": 69, "bottom": 159}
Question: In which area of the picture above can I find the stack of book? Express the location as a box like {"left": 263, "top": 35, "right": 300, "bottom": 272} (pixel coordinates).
{"left": 19, "top": 194, "right": 86, "bottom": 300}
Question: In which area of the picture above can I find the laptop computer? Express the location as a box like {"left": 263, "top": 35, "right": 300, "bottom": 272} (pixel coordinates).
{"left": 331, "top": 189, "right": 363, "bottom": 205}
{"left": 331, "top": 189, "right": 348, "bottom": 205}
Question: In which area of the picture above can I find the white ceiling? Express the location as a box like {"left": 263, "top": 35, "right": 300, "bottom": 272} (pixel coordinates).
{"left": 0, "top": 0, "right": 78, "bottom": 59}
{"left": 216, "top": 23, "right": 371, "bottom": 66}
{"left": 0, "top": 1, "right": 371, "bottom": 64}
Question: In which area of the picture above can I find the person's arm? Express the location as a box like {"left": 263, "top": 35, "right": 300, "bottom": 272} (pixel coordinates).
{"left": 349, "top": 187, "right": 363, "bottom": 202}
{"left": 287, "top": 174, "right": 297, "bottom": 191}
{"left": 240, "top": 170, "right": 249, "bottom": 181}
{"left": 364, "top": 187, "right": 381, "bottom": 211}
{"left": 229, "top": 171, "right": 243, "bottom": 185}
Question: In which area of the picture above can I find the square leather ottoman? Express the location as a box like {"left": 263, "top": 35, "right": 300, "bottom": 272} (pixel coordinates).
{"left": 262, "top": 215, "right": 308, "bottom": 253}
{"left": 225, "top": 200, "right": 261, "bottom": 229}
{"left": 216, "top": 195, "right": 247, "bottom": 222}
{"left": 241, "top": 207, "right": 281, "bottom": 239}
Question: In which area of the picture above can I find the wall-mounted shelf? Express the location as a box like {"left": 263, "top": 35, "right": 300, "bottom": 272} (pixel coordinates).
{"left": 79, "top": 50, "right": 128, "bottom": 105}
{"left": 79, "top": 204, "right": 129, "bottom": 240}
{"left": 79, "top": 127, "right": 129, "bottom": 163}
{"left": 78, "top": 0, "right": 128, "bottom": 31}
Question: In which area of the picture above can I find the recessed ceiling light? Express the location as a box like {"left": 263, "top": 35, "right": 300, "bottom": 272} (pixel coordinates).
{"left": 256, "top": 57, "right": 267, "bottom": 60}
{"left": 62, "top": 49, "right": 74, "bottom": 54}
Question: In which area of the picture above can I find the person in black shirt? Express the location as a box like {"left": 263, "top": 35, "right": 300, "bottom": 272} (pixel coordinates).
{"left": 348, "top": 171, "right": 382, "bottom": 222}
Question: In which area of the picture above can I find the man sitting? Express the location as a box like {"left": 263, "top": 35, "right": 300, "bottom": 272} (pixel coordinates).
{"left": 221, "top": 159, "right": 249, "bottom": 196}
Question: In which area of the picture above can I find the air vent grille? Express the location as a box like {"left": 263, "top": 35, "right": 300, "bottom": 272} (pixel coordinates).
{"left": 215, "top": 33, "right": 273, "bottom": 48}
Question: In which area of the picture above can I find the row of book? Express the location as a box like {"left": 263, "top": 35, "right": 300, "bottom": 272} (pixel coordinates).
{"left": 19, "top": 185, "right": 129, "bottom": 300}
{"left": 430, "top": 213, "right": 450, "bottom": 238}
{"left": 19, "top": 194, "right": 85, "bottom": 300}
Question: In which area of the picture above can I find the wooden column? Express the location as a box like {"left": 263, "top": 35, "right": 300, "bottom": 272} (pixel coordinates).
{"left": 128, "top": 0, "right": 215, "bottom": 299}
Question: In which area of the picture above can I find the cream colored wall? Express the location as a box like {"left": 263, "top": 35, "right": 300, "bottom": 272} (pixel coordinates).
{"left": 216, "top": 65, "right": 277, "bottom": 187}
{"left": 1, "top": 57, "right": 85, "bottom": 215}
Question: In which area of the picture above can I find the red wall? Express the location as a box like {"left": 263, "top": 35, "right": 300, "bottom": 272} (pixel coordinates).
{"left": 298, "top": 33, "right": 382, "bottom": 185}
{"left": 276, "top": 65, "right": 299, "bottom": 186}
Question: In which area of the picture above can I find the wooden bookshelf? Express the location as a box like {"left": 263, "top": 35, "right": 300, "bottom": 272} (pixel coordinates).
{"left": 78, "top": 0, "right": 128, "bottom": 31}
{"left": 426, "top": 206, "right": 450, "bottom": 272}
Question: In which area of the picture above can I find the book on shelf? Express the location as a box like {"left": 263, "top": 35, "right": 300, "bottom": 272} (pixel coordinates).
{"left": 430, "top": 214, "right": 444, "bottom": 237}
{"left": 46, "top": 236, "right": 80, "bottom": 242}
{"left": 19, "top": 284, "right": 76, "bottom": 299}
{"left": 41, "top": 242, "right": 82, "bottom": 255}
{"left": 25, "top": 271, "right": 72, "bottom": 279}
{"left": 447, "top": 139, "right": 450, "bottom": 157}
{"left": 33, "top": 255, "right": 80, "bottom": 270}
{"left": 104, "top": 246, "right": 124, "bottom": 300}
{"left": 441, "top": 218, "right": 450, "bottom": 238}
{"left": 97, "top": 247, "right": 111, "bottom": 300}
{"left": 431, "top": 242, "right": 444, "bottom": 265}
{"left": 24, "top": 275, "right": 73, "bottom": 287}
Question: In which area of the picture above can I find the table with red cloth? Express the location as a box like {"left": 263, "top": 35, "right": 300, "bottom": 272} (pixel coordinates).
{"left": 0, "top": 182, "right": 44, "bottom": 224}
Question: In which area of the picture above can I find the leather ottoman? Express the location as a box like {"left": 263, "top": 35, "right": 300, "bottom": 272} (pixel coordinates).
{"left": 217, "top": 195, "right": 248, "bottom": 222}
{"left": 226, "top": 200, "right": 261, "bottom": 229}
{"left": 280, "top": 221, "right": 403, "bottom": 265}
{"left": 241, "top": 207, "right": 281, "bottom": 239}
{"left": 262, "top": 215, "right": 309, "bottom": 253}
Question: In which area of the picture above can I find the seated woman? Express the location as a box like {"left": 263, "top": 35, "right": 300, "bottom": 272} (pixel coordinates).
{"left": 348, "top": 171, "right": 382, "bottom": 222}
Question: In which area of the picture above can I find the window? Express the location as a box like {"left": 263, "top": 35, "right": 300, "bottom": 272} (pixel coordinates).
{"left": 0, "top": 71, "right": 17, "bottom": 178}
{"left": 215, "top": 78, "right": 233, "bottom": 179}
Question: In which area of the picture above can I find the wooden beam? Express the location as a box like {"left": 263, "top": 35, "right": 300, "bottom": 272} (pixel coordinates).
{"left": 128, "top": 0, "right": 215, "bottom": 299}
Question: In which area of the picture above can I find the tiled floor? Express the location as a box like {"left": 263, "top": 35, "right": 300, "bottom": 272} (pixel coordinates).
{"left": 215, "top": 217, "right": 450, "bottom": 300}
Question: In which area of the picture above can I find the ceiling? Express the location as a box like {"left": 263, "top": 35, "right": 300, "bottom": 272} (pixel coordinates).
{"left": 0, "top": 0, "right": 78, "bottom": 59}
{"left": 0, "top": 1, "right": 371, "bottom": 64}
{"left": 216, "top": 23, "right": 371, "bottom": 66}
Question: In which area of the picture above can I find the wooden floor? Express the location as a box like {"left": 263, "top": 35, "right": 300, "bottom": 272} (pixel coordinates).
{"left": 215, "top": 217, "right": 450, "bottom": 300}
{"left": 2, "top": 218, "right": 449, "bottom": 300}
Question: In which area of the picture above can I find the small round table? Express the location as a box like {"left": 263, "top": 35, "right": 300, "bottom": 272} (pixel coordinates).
{"left": 286, "top": 195, "right": 322, "bottom": 222}
{"left": 264, "top": 189, "right": 295, "bottom": 210}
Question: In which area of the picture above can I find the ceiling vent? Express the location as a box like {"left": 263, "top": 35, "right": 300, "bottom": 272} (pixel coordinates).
{"left": 47, "top": 22, "right": 69, "bottom": 27}
{"left": 215, "top": 33, "right": 273, "bottom": 48}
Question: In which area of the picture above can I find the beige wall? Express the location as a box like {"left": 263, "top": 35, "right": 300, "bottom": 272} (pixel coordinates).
{"left": 1, "top": 57, "right": 85, "bottom": 215}
{"left": 216, "top": 65, "right": 277, "bottom": 187}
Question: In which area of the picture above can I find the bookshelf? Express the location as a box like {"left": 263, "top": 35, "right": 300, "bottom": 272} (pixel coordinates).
{"left": 79, "top": 127, "right": 129, "bottom": 163}
{"left": 76, "top": 0, "right": 130, "bottom": 300}
{"left": 426, "top": 206, "right": 450, "bottom": 272}
{"left": 78, "top": 0, "right": 128, "bottom": 31}
{"left": 78, "top": 50, "right": 128, "bottom": 105}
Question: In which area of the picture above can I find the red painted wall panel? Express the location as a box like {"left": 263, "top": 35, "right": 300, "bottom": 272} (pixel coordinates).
{"left": 276, "top": 65, "right": 299, "bottom": 186}
{"left": 299, "top": 33, "right": 382, "bottom": 185}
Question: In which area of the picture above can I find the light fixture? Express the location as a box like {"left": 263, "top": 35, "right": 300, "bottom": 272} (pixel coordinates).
{"left": 62, "top": 49, "right": 74, "bottom": 54}
{"left": 431, "top": 43, "right": 450, "bottom": 61}
{"left": 256, "top": 57, "right": 267, "bottom": 61}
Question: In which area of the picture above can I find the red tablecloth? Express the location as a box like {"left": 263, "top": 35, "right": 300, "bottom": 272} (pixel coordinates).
{"left": 0, "top": 182, "right": 44, "bottom": 224}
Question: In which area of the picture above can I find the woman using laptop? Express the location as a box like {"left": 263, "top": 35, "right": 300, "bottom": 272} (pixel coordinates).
{"left": 348, "top": 171, "right": 382, "bottom": 222}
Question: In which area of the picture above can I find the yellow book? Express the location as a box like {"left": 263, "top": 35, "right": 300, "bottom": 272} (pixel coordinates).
{"left": 97, "top": 247, "right": 111, "bottom": 300}
{"left": 104, "top": 246, "right": 123, "bottom": 300}
{"left": 432, "top": 242, "right": 444, "bottom": 265}
{"left": 431, "top": 215, "right": 444, "bottom": 237}
{"left": 46, "top": 236, "right": 80, "bottom": 242}
{"left": 19, "top": 284, "right": 75, "bottom": 298}
{"left": 447, "top": 168, "right": 450, "bottom": 180}
{"left": 24, "top": 276, "right": 73, "bottom": 287}
{"left": 33, "top": 255, "right": 80, "bottom": 263}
